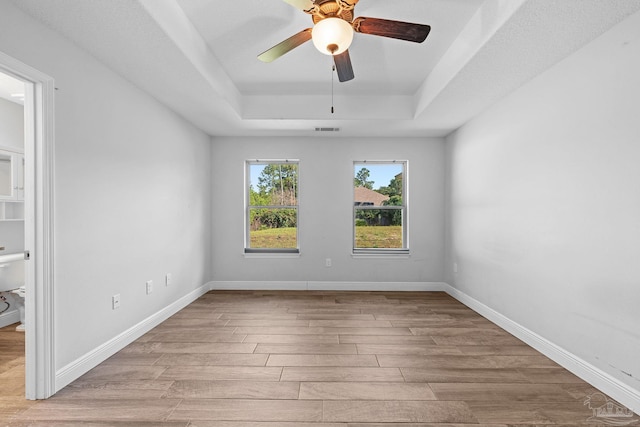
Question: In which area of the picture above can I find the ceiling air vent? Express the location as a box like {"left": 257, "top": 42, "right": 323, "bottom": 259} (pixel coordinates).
{"left": 315, "top": 127, "right": 340, "bottom": 132}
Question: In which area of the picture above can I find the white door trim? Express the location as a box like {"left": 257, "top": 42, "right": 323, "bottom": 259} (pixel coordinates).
{"left": 0, "top": 51, "right": 55, "bottom": 400}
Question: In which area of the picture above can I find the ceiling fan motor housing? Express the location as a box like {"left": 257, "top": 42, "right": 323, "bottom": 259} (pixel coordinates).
{"left": 312, "top": 0, "right": 354, "bottom": 24}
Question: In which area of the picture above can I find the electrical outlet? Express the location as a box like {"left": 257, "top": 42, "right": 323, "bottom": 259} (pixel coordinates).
{"left": 112, "top": 294, "right": 120, "bottom": 310}
{"left": 325, "top": 258, "right": 332, "bottom": 267}
{"left": 165, "top": 273, "right": 172, "bottom": 286}
{"left": 453, "top": 263, "right": 458, "bottom": 273}
{"left": 146, "top": 280, "right": 153, "bottom": 295}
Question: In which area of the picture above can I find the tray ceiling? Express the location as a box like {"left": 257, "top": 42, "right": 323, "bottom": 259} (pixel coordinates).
{"left": 9, "top": 0, "right": 640, "bottom": 137}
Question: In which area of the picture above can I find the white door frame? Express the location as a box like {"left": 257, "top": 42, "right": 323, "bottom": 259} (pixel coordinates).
{"left": 0, "top": 51, "right": 55, "bottom": 399}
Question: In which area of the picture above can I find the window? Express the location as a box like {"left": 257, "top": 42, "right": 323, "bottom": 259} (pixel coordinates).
{"left": 353, "top": 161, "right": 407, "bottom": 254}
{"left": 246, "top": 160, "right": 299, "bottom": 253}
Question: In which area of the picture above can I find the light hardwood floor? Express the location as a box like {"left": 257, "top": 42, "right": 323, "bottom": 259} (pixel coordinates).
{"left": 0, "top": 321, "right": 30, "bottom": 423}
{"left": 2, "top": 291, "right": 637, "bottom": 426}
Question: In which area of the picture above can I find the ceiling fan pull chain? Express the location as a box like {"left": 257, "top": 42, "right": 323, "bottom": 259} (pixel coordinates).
{"left": 331, "top": 64, "right": 335, "bottom": 114}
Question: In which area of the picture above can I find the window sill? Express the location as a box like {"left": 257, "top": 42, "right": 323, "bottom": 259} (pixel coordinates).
{"left": 352, "top": 250, "right": 410, "bottom": 259}
{"left": 244, "top": 250, "right": 300, "bottom": 259}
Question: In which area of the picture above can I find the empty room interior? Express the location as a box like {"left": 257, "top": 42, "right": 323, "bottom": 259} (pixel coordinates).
{"left": 1, "top": 0, "right": 639, "bottom": 425}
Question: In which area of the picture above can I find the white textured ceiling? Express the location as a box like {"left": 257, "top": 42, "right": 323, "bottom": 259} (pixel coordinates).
{"left": 8, "top": 0, "right": 640, "bottom": 137}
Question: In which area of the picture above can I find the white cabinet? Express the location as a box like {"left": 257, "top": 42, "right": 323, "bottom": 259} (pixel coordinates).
{"left": 0, "top": 149, "right": 24, "bottom": 221}
{"left": 0, "top": 150, "right": 23, "bottom": 201}
{"left": 15, "top": 153, "right": 24, "bottom": 201}
{"left": 0, "top": 200, "right": 24, "bottom": 221}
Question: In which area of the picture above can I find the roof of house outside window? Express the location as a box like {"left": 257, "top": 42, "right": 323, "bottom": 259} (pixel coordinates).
{"left": 354, "top": 186, "right": 389, "bottom": 206}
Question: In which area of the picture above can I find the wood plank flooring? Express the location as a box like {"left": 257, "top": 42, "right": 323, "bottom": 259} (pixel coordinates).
{"left": 2, "top": 290, "right": 638, "bottom": 426}
{"left": 0, "top": 323, "right": 34, "bottom": 423}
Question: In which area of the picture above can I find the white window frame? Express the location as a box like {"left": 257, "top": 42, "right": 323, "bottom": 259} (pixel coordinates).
{"left": 353, "top": 160, "right": 409, "bottom": 256}
{"left": 245, "top": 159, "right": 300, "bottom": 254}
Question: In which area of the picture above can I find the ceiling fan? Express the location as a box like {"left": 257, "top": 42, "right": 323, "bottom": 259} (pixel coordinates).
{"left": 258, "top": 0, "right": 431, "bottom": 82}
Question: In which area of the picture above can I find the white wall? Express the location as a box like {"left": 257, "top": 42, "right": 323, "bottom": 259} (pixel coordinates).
{"left": 0, "top": 220, "right": 23, "bottom": 254}
{"left": 0, "top": 97, "right": 23, "bottom": 150}
{"left": 0, "top": 2, "right": 211, "bottom": 374}
{"left": 211, "top": 136, "right": 445, "bottom": 286}
{"left": 446, "top": 11, "right": 640, "bottom": 397}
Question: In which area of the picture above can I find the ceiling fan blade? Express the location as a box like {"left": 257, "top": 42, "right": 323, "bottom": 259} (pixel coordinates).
{"left": 283, "top": 0, "right": 319, "bottom": 14}
{"left": 333, "top": 50, "right": 354, "bottom": 82}
{"left": 353, "top": 17, "right": 431, "bottom": 43}
{"left": 258, "top": 28, "right": 313, "bottom": 63}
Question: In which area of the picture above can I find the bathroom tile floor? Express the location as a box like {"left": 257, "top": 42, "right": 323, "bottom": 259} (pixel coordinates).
{"left": 2, "top": 291, "right": 638, "bottom": 426}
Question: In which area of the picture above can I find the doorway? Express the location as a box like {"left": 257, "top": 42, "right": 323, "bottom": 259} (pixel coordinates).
{"left": 0, "top": 70, "right": 26, "bottom": 405}
{"left": 0, "top": 51, "right": 55, "bottom": 400}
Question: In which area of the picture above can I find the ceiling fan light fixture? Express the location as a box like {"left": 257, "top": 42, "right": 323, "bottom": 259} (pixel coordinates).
{"left": 312, "top": 17, "right": 354, "bottom": 55}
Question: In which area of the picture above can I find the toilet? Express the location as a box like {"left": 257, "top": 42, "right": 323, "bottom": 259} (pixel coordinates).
{"left": 10, "top": 286, "right": 25, "bottom": 331}
{"left": 0, "top": 253, "right": 25, "bottom": 332}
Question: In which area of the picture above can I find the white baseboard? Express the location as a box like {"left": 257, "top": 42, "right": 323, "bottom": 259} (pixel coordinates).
{"left": 211, "top": 281, "right": 309, "bottom": 291}
{"left": 54, "top": 283, "right": 210, "bottom": 392}
{"left": 308, "top": 281, "right": 448, "bottom": 291}
{"left": 443, "top": 283, "right": 640, "bottom": 413}
{"left": 210, "top": 281, "right": 449, "bottom": 292}
{"left": 0, "top": 309, "right": 20, "bottom": 328}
